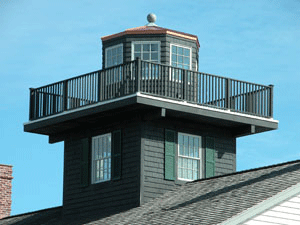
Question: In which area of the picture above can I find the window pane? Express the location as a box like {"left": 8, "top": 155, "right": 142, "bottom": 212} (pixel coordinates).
{"left": 184, "top": 135, "right": 189, "bottom": 156}
{"left": 108, "top": 136, "right": 111, "bottom": 156}
{"left": 143, "top": 44, "right": 150, "bottom": 51}
{"left": 194, "top": 137, "right": 199, "bottom": 158}
{"left": 193, "top": 160, "right": 198, "bottom": 170}
{"left": 184, "top": 48, "right": 190, "bottom": 56}
{"left": 92, "top": 133, "right": 112, "bottom": 183}
{"left": 179, "top": 168, "right": 183, "bottom": 178}
{"left": 184, "top": 57, "right": 190, "bottom": 65}
{"left": 188, "top": 169, "right": 192, "bottom": 180}
{"left": 178, "top": 56, "right": 183, "bottom": 63}
{"left": 151, "top": 52, "right": 158, "bottom": 61}
{"left": 117, "top": 46, "right": 122, "bottom": 54}
{"left": 178, "top": 47, "right": 183, "bottom": 55}
{"left": 172, "top": 54, "right": 177, "bottom": 62}
{"left": 172, "top": 45, "right": 177, "bottom": 54}
{"left": 189, "top": 137, "right": 194, "bottom": 157}
{"left": 183, "top": 158, "right": 188, "bottom": 169}
{"left": 151, "top": 44, "right": 158, "bottom": 51}
{"left": 103, "top": 138, "right": 107, "bottom": 157}
{"left": 143, "top": 52, "right": 150, "bottom": 60}
{"left": 134, "top": 53, "right": 141, "bottom": 59}
{"left": 112, "top": 48, "right": 117, "bottom": 56}
{"left": 107, "top": 50, "right": 112, "bottom": 58}
{"left": 188, "top": 159, "right": 193, "bottom": 169}
{"left": 179, "top": 134, "right": 184, "bottom": 156}
{"left": 134, "top": 44, "right": 141, "bottom": 52}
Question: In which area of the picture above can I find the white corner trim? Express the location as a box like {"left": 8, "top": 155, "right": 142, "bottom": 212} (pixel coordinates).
{"left": 136, "top": 93, "right": 279, "bottom": 124}
{"left": 220, "top": 182, "right": 300, "bottom": 225}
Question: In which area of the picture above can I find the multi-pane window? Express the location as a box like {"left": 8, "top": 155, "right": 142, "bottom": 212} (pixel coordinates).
{"left": 178, "top": 133, "right": 202, "bottom": 181}
{"left": 171, "top": 45, "right": 191, "bottom": 70}
{"left": 92, "top": 133, "right": 112, "bottom": 183}
{"left": 105, "top": 44, "right": 123, "bottom": 68}
{"left": 132, "top": 42, "right": 160, "bottom": 63}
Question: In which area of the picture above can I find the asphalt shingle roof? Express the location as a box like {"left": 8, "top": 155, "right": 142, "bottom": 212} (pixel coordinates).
{"left": 1, "top": 160, "right": 300, "bottom": 225}
{"left": 91, "top": 160, "right": 300, "bottom": 225}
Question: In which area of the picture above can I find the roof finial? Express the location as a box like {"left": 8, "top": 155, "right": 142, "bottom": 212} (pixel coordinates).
{"left": 146, "top": 13, "right": 157, "bottom": 26}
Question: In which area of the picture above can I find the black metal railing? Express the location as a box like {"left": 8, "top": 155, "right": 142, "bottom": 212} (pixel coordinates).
{"left": 29, "top": 58, "right": 274, "bottom": 120}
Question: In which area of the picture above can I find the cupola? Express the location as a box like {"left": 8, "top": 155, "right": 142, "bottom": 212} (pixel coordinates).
{"left": 101, "top": 14, "right": 200, "bottom": 71}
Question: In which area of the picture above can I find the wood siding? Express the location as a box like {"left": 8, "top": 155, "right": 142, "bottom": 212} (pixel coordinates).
{"left": 141, "top": 124, "right": 177, "bottom": 204}
{"left": 63, "top": 122, "right": 141, "bottom": 219}
{"left": 243, "top": 193, "right": 300, "bottom": 225}
{"left": 140, "top": 119, "right": 236, "bottom": 204}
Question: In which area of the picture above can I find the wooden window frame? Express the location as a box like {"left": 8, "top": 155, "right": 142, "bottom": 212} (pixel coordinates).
{"left": 131, "top": 41, "right": 161, "bottom": 63}
{"left": 177, "top": 132, "right": 203, "bottom": 181}
{"left": 105, "top": 43, "right": 123, "bottom": 68}
{"left": 170, "top": 44, "right": 192, "bottom": 70}
{"left": 91, "top": 133, "right": 112, "bottom": 184}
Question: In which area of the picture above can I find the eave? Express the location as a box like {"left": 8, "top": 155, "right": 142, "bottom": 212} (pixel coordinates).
{"left": 24, "top": 92, "right": 278, "bottom": 143}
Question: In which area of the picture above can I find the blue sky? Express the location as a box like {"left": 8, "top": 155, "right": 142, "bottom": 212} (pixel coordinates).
{"left": 1, "top": 0, "right": 299, "bottom": 216}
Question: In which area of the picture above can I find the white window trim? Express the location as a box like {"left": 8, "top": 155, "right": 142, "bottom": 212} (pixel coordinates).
{"left": 170, "top": 43, "right": 192, "bottom": 70}
{"left": 131, "top": 41, "right": 161, "bottom": 63}
{"left": 177, "top": 132, "right": 203, "bottom": 182}
{"left": 105, "top": 43, "right": 123, "bottom": 68}
{"left": 91, "top": 133, "right": 112, "bottom": 184}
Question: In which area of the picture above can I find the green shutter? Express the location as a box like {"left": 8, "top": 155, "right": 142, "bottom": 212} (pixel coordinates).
{"left": 205, "top": 137, "right": 215, "bottom": 178}
{"left": 165, "top": 129, "right": 176, "bottom": 180}
{"left": 81, "top": 138, "right": 90, "bottom": 187}
{"left": 112, "top": 130, "right": 122, "bottom": 180}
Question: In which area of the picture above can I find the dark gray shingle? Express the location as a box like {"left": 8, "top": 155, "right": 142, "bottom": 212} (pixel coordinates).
{"left": 2, "top": 160, "right": 300, "bottom": 225}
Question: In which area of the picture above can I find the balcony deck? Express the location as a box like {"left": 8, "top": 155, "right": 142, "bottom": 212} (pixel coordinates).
{"left": 24, "top": 58, "right": 278, "bottom": 140}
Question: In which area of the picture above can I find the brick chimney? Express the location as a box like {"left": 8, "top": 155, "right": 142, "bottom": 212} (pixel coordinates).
{"left": 0, "top": 164, "right": 13, "bottom": 219}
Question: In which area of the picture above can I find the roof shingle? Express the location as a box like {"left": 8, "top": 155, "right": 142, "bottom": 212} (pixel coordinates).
{"left": 2, "top": 160, "right": 300, "bottom": 225}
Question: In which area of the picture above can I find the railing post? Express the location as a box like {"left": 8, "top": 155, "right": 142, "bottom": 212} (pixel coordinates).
{"left": 225, "top": 78, "right": 231, "bottom": 109}
{"left": 183, "top": 69, "right": 188, "bottom": 101}
{"left": 135, "top": 57, "right": 141, "bottom": 93}
{"left": 29, "top": 88, "right": 35, "bottom": 120}
{"left": 63, "top": 80, "right": 68, "bottom": 111}
{"left": 97, "top": 71, "right": 101, "bottom": 102}
{"left": 269, "top": 84, "right": 274, "bottom": 118}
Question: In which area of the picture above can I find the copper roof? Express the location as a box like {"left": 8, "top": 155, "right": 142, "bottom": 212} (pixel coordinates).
{"left": 101, "top": 26, "right": 200, "bottom": 48}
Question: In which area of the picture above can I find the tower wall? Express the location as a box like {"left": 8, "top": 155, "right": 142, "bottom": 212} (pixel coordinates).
{"left": 140, "top": 119, "right": 236, "bottom": 204}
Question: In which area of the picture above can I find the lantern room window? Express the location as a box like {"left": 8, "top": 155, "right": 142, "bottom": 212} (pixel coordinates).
{"left": 105, "top": 44, "right": 123, "bottom": 68}
{"left": 132, "top": 41, "right": 160, "bottom": 63}
{"left": 171, "top": 44, "right": 191, "bottom": 70}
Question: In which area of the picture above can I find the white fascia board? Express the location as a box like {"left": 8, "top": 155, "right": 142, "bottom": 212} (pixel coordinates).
{"left": 23, "top": 93, "right": 139, "bottom": 126}
{"left": 220, "top": 182, "right": 300, "bottom": 225}
{"left": 137, "top": 93, "right": 279, "bottom": 124}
